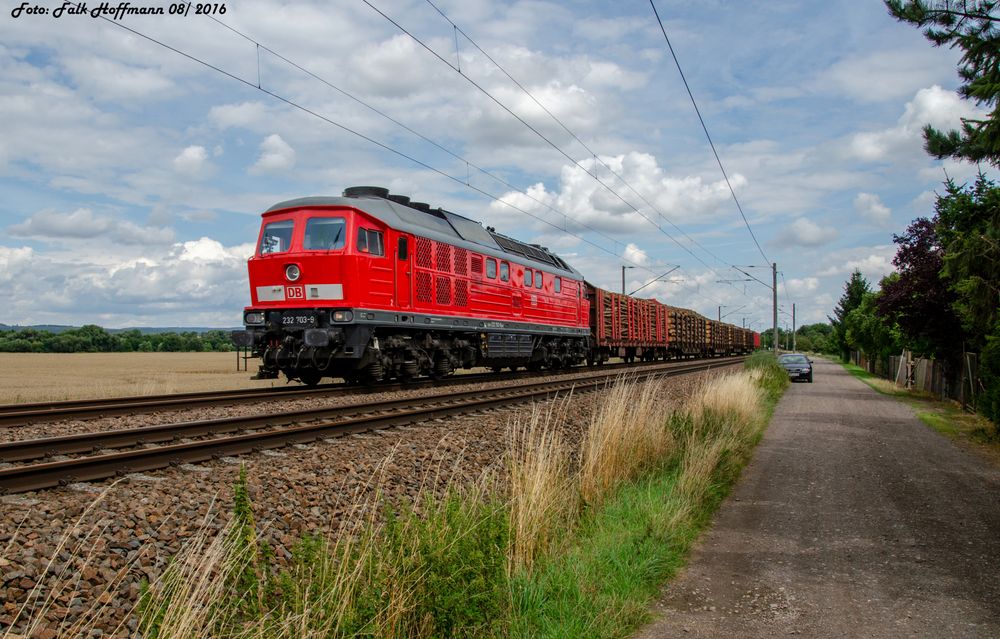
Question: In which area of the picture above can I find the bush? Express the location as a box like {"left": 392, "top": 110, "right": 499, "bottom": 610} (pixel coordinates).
{"left": 979, "top": 322, "right": 1000, "bottom": 425}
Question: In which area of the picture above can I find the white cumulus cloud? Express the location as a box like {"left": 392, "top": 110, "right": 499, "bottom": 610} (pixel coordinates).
{"left": 853, "top": 192, "right": 891, "bottom": 226}
{"left": 172, "top": 145, "right": 209, "bottom": 176}
{"left": 8, "top": 208, "right": 175, "bottom": 245}
{"left": 776, "top": 218, "right": 838, "bottom": 247}
{"left": 849, "top": 86, "right": 982, "bottom": 163}
{"left": 251, "top": 134, "right": 296, "bottom": 173}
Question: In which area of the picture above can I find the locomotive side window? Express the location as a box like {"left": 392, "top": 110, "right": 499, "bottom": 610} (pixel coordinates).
{"left": 259, "top": 220, "right": 294, "bottom": 255}
{"left": 524, "top": 268, "right": 532, "bottom": 287}
{"left": 486, "top": 258, "right": 497, "bottom": 279}
{"left": 398, "top": 237, "right": 408, "bottom": 260}
{"left": 500, "top": 262, "right": 509, "bottom": 282}
{"left": 534, "top": 271, "right": 543, "bottom": 289}
{"left": 303, "top": 217, "right": 346, "bottom": 250}
{"left": 554, "top": 277, "right": 561, "bottom": 293}
{"left": 357, "top": 228, "right": 384, "bottom": 256}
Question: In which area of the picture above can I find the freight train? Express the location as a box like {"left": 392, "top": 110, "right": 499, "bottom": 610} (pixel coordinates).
{"left": 231, "top": 186, "right": 760, "bottom": 385}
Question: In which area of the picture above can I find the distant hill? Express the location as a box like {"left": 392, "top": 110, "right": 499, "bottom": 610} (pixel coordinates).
{"left": 0, "top": 324, "right": 240, "bottom": 334}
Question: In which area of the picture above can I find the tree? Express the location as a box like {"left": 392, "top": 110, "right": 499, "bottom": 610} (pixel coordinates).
{"left": 876, "top": 219, "right": 966, "bottom": 359}
{"left": 845, "top": 291, "right": 903, "bottom": 365}
{"left": 830, "top": 270, "right": 871, "bottom": 360}
{"left": 935, "top": 174, "right": 1000, "bottom": 344}
{"left": 885, "top": 1, "right": 1000, "bottom": 166}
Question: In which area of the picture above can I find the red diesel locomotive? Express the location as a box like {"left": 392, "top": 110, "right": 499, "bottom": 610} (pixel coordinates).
{"left": 232, "top": 186, "right": 758, "bottom": 384}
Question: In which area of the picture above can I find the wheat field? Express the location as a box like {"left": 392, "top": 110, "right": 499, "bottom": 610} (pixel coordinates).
{"left": 0, "top": 352, "right": 285, "bottom": 404}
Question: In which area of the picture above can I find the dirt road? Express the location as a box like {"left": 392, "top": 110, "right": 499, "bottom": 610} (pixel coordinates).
{"left": 635, "top": 359, "right": 1000, "bottom": 638}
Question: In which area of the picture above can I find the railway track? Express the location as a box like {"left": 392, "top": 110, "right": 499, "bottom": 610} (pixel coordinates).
{"left": 0, "top": 357, "right": 744, "bottom": 494}
{"left": 0, "top": 358, "right": 716, "bottom": 427}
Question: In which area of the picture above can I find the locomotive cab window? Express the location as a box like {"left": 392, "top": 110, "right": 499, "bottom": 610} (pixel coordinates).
{"left": 259, "top": 220, "right": 294, "bottom": 255}
{"left": 303, "top": 217, "right": 346, "bottom": 251}
{"left": 534, "top": 271, "right": 543, "bottom": 289}
{"left": 500, "top": 262, "right": 509, "bottom": 282}
{"left": 356, "top": 228, "right": 384, "bottom": 256}
{"left": 397, "top": 237, "right": 408, "bottom": 260}
{"left": 554, "top": 277, "right": 561, "bottom": 293}
{"left": 486, "top": 258, "right": 497, "bottom": 279}
{"left": 523, "top": 268, "right": 532, "bottom": 287}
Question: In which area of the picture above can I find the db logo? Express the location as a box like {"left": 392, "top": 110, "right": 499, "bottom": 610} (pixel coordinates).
{"left": 286, "top": 286, "right": 305, "bottom": 299}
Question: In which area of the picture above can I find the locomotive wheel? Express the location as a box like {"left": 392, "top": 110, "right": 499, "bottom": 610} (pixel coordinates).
{"left": 298, "top": 371, "right": 322, "bottom": 387}
{"left": 491, "top": 366, "right": 504, "bottom": 373}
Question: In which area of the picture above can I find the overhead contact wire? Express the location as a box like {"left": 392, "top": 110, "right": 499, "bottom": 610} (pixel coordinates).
{"left": 424, "top": 0, "right": 732, "bottom": 273}
{"left": 648, "top": 0, "right": 771, "bottom": 266}
{"left": 362, "top": 0, "right": 730, "bottom": 284}
{"left": 76, "top": 6, "right": 662, "bottom": 278}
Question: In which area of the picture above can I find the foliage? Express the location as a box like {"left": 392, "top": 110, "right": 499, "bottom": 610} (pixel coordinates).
{"left": 876, "top": 218, "right": 966, "bottom": 359}
{"left": 980, "top": 320, "right": 1000, "bottom": 423}
{"left": 844, "top": 291, "right": 903, "bottom": 362}
{"left": 935, "top": 175, "right": 1000, "bottom": 344}
{"left": 885, "top": 1, "right": 1000, "bottom": 166}
{"left": 0, "top": 325, "right": 236, "bottom": 353}
{"left": 795, "top": 323, "right": 836, "bottom": 354}
{"left": 829, "top": 270, "right": 871, "bottom": 359}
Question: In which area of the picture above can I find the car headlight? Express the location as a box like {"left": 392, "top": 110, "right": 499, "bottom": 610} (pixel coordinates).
{"left": 332, "top": 310, "right": 353, "bottom": 322}
{"left": 245, "top": 312, "right": 265, "bottom": 325}
{"left": 285, "top": 264, "right": 301, "bottom": 282}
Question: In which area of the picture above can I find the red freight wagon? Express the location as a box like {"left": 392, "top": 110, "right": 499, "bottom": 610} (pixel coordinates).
{"left": 588, "top": 285, "right": 676, "bottom": 363}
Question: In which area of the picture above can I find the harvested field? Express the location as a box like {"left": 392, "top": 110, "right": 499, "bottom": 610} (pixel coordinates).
{"left": 0, "top": 352, "right": 279, "bottom": 404}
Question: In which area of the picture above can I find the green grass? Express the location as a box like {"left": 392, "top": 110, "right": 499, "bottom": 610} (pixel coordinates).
{"left": 509, "top": 356, "right": 788, "bottom": 638}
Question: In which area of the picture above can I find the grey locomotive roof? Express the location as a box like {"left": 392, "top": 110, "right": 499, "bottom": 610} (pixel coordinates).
{"left": 265, "top": 194, "right": 583, "bottom": 278}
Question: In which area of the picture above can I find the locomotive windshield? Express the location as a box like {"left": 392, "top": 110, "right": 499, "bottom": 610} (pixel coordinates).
{"left": 304, "top": 217, "right": 346, "bottom": 251}
{"left": 259, "top": 220, "right": 294, "bottom": 255}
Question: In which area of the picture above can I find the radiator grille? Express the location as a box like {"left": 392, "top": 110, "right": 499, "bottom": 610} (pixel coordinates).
{"left": 416, "top": 272, "right": 432, "bottom": 302}
{"left": 454, "top": 247, "right": 468, "bottom": 276}
{"left": 416, "top": 238, "right": 432, "bottom": 268}
{"left": 454, "top": 280, "right": 468, "bottom": 307}
{"left": 435, "top": 276, "right": 451, "bottom": 305}
{"left": 436, "top": 244, "right": 452, "bottom": 272}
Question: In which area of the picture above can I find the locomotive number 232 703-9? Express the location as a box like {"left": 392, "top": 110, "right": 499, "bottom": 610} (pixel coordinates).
{"left": 282, "top": 315, "right": 317, "bottom": 327}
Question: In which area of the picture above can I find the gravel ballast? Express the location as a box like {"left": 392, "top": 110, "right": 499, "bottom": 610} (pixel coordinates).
{"left": 0, "top": 366, "right": 736, "bottom": 637}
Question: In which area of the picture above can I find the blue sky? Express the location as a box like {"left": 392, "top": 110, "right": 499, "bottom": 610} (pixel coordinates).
{"left": 0, "top": 0, "right": 992, "bottom": 329}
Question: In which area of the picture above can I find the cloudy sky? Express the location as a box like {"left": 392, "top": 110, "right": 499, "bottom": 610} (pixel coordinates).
{"left": 0, "top": 0, "right": 993, "bottom": 329}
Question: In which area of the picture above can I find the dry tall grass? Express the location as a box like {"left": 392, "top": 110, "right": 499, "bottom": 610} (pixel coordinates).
{"left": 579, "top": 377, "right": 677, "bottom": 507}
{"left": 507, "top": 402, "right": 575, "bottom": 574}
{"left": 676, "top": 371, "right": 763, "bottom": 502}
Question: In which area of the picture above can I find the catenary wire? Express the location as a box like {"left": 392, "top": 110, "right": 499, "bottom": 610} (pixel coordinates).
{"left": 205, "top": 15, "right": 626, "bottom": 252}
{"left": 422, "top": 0, "right": 734, "bottom": 273}
{"left": 73, "top": 5, "right": 734, "bottom": 309}
{"left": 73, "top": 8, "right": 688, "bottom": 285}
{"left": 204, "top": 12, "right": 728, "bottom": 307}
{"left": 648, "top": 0, "right": 771, "bottom": 266}
{"left": 361, "top": 0, "right": 733, "bottom": 284}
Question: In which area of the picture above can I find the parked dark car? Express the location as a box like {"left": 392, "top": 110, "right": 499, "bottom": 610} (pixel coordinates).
{"left": 778, "top": 353, "right": 813, "bottom": 382}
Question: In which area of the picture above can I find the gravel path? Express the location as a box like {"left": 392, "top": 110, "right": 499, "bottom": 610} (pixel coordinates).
{"left": 635, "top": 359, "right": 1000, "bottom": 639}
{"left": 0, "top": 366, "right": 734, "bottom": 638}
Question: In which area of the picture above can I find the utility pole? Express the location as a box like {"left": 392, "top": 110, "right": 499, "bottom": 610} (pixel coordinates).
{"left": 621, "top": 265, "right": 635, "bottom": 295}
{"left": 792, "top": 303, "right": 796, "bottom": 352}
{"left": 772, "top": 262, "right": 778, "bottom": 353}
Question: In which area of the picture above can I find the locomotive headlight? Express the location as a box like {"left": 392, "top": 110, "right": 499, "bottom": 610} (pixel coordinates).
{"left": 332, "top": 310, "right": 354, "bottom": 322}
{"left": 244, "top": 311, "right": 265, "bottom": 326}
{"left": 285, "top": 264, "right": 301, "bottom": 282}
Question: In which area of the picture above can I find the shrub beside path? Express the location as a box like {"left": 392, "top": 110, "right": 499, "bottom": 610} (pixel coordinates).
{"left": 634, "top": 359, "right": 1000, "bottom": 639}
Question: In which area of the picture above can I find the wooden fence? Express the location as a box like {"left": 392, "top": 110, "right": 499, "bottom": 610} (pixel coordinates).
{"left": 851, "top": 350, "right": 981, "bottom": 412}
